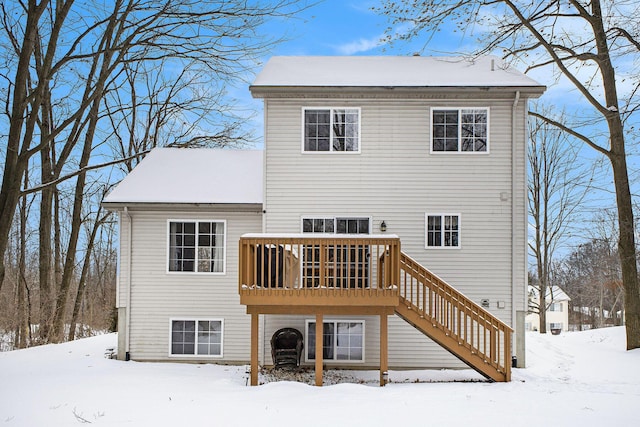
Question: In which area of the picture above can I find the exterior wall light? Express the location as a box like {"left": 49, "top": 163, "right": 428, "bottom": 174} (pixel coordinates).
{"left": 380, "top": 221, "right": 387, "bottom": 232}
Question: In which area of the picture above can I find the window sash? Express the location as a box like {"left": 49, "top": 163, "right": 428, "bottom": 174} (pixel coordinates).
{"left": 170, "top": 319, "right": 223, "bottom": 356}
{"left": 426, "top": 214, "right": 460, "bottom": 248}
{"left": 306, "top": 320, "right": 364, "bottom": 362}
{"left": 549, "top": 302, "right": 563, "bottom": 312}
{"left": 303, "top": 108, "right": 360, "bottom": 152}
{"left": 168, "top": 221, "right": 225, "bottom": 273}
{"left": 432, "top": 108, "right": 488, "bottom": 152}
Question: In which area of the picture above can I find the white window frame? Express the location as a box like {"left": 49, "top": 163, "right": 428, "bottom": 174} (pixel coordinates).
{"left": 430, "top": 107, "right": 490, "bottom": 153}
{"left": 548, "top": 302, "right": 563, "bottom": 312}
{"left": 301, "top": 216, "right": 371, "bottom": 234}
{"left": 304, "top": 319, "right": 365, "bottom": 363}
{"left": 549, "top": 322, "right": 563, "bottom": 330}
{"left": 168, "top": 318, "right": 224, "bottom": 358}
{"left": 166, "top": 219, "right": 226, "bottom": 274}
{"left": 425, "top": 213, "right": 461, "bottom": 249}
{"left": 300, "top": 216, "right": 372, "bottom": 288}
{"left": 301, "top": 107, "right": 361, "bottom": 154}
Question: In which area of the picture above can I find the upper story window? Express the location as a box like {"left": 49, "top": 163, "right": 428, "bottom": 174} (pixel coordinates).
{"left": 431, "top": 108, "right": 488, "bottom": 152}
{"left": 168, "top": 220, "right": 225, "bottom": 273}
{"left": 303, "top": 108, "right": 360, "bottom": 153}
{"left": 426, "top": 214, "right": 460, "bottom": 248}
{"left": 548, "top": 302, "right": 563, "bottom": 312}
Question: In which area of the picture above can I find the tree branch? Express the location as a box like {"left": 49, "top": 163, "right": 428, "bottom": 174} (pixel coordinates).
{"left": 528, "top": 110, "right": 610, "bottom": 156}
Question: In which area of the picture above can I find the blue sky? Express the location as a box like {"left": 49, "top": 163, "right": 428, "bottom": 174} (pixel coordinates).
{"left": 239, "top": 0, "right": 639, "bottom": 254}
{"left": 261, "top": 1, "right": 469, "bottom": 57}
{"left": 240, "top": 1, "right": 477, "bottom": 143}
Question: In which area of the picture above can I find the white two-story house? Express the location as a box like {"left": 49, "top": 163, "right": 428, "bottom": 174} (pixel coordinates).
{"left": 526, "top": 286, "right": 571, "bottom": 333}
{"left": 103, "top": 56, "right": 545, "bottom": 385}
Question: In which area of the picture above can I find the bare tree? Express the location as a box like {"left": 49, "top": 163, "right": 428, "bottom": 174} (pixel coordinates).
{"left": 528, "top": 107, "right": 590, "bottom": 333}
{"left": 378, "top": 0, "right": 640, "bottom": 349}
{"left": 561, "top": 234, "right": 621, "bottom": 329}
{"left": 0, "top": 0, "right": 307, "bottom": 343}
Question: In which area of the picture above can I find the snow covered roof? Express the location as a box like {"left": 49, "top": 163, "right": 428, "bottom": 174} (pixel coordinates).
{"left": 529, "top": 285, "right": 571, "bottom": 302}
{"left": 103, "top": 148, "right": 263, "bottom": 207}
{"left": 251, "top": 56, "right": 545, "bottom": 92}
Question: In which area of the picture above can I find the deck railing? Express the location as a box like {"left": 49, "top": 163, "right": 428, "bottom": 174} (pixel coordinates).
{"left": 239, "top": 234, "right": 401, "bottom": 308}
{"left": 398, "top": 252, "right": 512, "bottom": 381}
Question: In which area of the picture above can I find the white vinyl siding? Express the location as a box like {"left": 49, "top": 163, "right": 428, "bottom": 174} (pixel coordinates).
{"left": 263, "top": 95, "right": 528, "bottom": 368}
{"left": 122, "top": 210, "right": 261, "bottom": 362}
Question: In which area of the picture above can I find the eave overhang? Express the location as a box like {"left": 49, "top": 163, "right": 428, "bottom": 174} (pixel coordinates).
{"left": 102, "top": 202, "right": 263, "bottom": 213}
{"left": 249, "top": 85, "right": 547, "bottom": 99}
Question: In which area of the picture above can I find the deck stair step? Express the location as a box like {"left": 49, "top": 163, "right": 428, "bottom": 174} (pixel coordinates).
{"left": 396, "top": 252, "right": 512, "bottom": 382}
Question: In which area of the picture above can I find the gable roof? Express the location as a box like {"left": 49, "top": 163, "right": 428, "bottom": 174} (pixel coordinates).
{"left": 251, "top": 55, "right": 545, "bottom": 94}
{"left": 529, "top": 285, "right": 571, "bottom": 302}
{"left": 102, "top": 148, "right": 263, "bottom": 208}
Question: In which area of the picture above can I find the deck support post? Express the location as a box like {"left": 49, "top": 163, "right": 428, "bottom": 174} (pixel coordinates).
{"left": 250, "top": 313, "right": 259, "bottom": 386}
{"left": 380, "top": 313, "right": 388, "bottom": 386}
{"left": 315, "top": 313, "right": 323, "bottom": 386}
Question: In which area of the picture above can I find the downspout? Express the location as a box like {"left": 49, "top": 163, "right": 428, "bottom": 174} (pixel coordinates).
{"left": 261, "top": 99, "right": 268, "bottom": 367}
{"left": 511, "top": 90, "right": 520, "bottom": 358}
{"left": 124, "top": 206, "right": 132, "bottom": 360}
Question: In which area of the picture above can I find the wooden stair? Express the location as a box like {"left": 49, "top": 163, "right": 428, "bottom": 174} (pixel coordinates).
{"left": 396, "top": 252, "right": 512, "bottom": 382}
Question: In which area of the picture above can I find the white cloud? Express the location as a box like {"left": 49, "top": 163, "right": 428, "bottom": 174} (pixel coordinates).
{"left": 334, "top": 34, "right": 386, "bottom": 55}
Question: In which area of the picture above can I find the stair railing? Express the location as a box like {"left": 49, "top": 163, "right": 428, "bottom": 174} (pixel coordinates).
{"left": 399, "top": 252, "right": 512, "bottom": 381}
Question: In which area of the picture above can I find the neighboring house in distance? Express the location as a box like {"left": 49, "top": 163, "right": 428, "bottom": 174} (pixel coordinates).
{"left": 526, "top": 286, "right": 571, "bottom": 333}
{"left": 103, "top": 56, "right": 545, "bottom": 385}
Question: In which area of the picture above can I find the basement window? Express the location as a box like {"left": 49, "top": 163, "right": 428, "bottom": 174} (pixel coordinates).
{"left": 170, "top": 319, "right": 223, "bottom": 357}
{"left": 305, "top": 320, "right": 364, "bottom": 362}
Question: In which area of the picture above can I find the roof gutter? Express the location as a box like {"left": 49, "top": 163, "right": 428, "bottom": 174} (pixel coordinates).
{"left": 249, "top": 85, "right": 546, "bottom": 99}
{"left": 102, "top": 202, "right": 263, "bottom": 213}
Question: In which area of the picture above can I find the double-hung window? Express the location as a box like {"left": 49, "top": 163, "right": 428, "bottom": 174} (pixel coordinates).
{"left": 549, "top": 302, "right": 563, "bottom": 312}
{"left": 305, "top": 320, "right": 364, "bottom": 362}
{"left": 426, "top": 214, "right": 460, "bottom": 248}
{"left": 432, "top": 108, "right": 488, "bottom": 152}
{"left": 168, "top": 220, "right": 225, "bottom": 273}
{"left": 303, "top": 108, "right": 360, "bottom": 152}
{"left": 170, "top": 319, "right": 223, "bottom": 357}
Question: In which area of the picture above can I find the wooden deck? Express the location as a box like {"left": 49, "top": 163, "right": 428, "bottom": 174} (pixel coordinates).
{"left": 239, "top": 234, "right": 512, "bottom": 386}
{"left": 239, "top": 234, "right": 401, "bottom": 312}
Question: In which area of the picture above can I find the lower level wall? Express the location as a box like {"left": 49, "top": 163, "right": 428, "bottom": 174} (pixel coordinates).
{"left": 261, "top": 313, "right": 465, "bottom": 369}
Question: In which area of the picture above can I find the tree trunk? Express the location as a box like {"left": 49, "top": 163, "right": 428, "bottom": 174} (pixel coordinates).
{"left": 610, "top": 149, "right": 640, "bottom": 349}
{"left": 38, "top": 145, "right": 54, "bottom": 342}
{"left": 69, "top": 210, "right": 104, "bottom": 341}
{"left": 17, "top": 173, "right": 31, "bottom": 349}
{"left": 591, "top": 0, "right": 640, "bottom": 349}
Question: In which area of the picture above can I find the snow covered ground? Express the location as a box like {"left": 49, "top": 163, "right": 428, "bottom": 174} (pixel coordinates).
{"left": 0, "top": 327, "right": 637, "bottom": 426}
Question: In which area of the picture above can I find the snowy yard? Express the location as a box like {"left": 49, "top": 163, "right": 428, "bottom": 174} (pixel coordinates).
{"left": 0, "top": 327, "right": 637, "bottom": 426}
